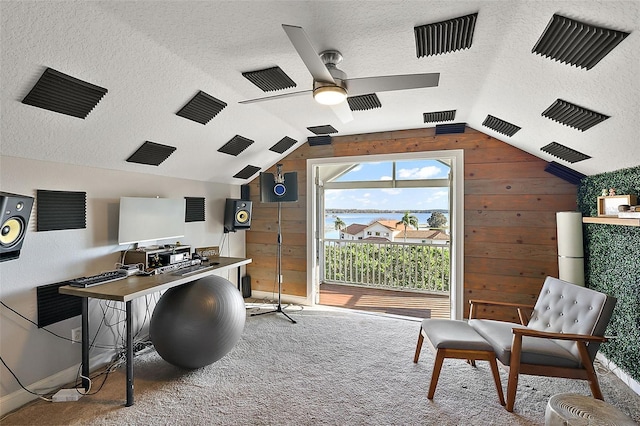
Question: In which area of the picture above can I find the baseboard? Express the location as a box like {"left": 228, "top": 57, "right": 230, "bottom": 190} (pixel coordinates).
{"left": 596, "top": 352, "right": 640, "bottom": 396}
{"left": 0, "top": 351, "right": 114, "bottom": 417}
{"left": 247, "top": 290, "right": 309, "bottom": 307}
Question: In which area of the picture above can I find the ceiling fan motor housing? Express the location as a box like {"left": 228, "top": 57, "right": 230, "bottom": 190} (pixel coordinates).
{"left": 318, "top": 50, "right": 347, "bottom": 87}
{"left": 320, "top": 50, "right": 343, "bottom": 66}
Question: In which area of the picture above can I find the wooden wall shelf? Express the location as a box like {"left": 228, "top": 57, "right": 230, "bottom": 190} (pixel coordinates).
{"left": 583, "top": 217, "right": 640, "bottom": 227}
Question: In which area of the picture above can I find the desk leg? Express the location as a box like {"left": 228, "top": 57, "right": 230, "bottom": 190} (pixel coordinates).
{"left": 125, "top": 301, "right": 134, "bottom": 406}
{"left": 237, "top": 267, "right": 241, "bottom": 291}
{"left": 81, "top": 298, "right": 89, "bottom": 391}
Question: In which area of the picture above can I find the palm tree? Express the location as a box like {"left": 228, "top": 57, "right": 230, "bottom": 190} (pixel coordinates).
{"left": 396, "top": 211, "right": 418, "bottom": 242}
{"left": 334, "top": 217, "right": 346, "bottom": 232}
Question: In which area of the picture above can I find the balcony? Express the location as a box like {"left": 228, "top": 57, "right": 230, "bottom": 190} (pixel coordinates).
{"left": 322, "top": 239, "right": 450, "bottom": 293}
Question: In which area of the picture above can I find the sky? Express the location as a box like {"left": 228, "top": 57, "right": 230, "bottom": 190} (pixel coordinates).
{"left": 324, "top": 159, "right": 450, "bottom": 211}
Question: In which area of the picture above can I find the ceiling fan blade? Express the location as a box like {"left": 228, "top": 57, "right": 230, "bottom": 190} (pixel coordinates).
{"left": 330, "top": 102, "right": 354, "bottom": 123}
{"left": 345, "top": 73, "right": 440, "bottom": 97}
{"left": 239, "top": 90, "right": 312, "bottom": 104}
{"left": 282, "top": 24, "right": 335, "bottom": 84}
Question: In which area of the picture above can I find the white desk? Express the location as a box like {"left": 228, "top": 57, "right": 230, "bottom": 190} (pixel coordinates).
{"left": 59, "top": 257, "right": 251, "bottom": 406}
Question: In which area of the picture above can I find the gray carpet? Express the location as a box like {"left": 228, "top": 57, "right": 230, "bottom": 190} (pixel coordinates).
{"left": 4, "top": 307, "right": 640, "bottom": 425}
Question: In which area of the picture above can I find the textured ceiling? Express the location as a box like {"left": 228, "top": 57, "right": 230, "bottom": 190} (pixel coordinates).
{"left": 1, "top": 1, "right": 638, "bottom": 185}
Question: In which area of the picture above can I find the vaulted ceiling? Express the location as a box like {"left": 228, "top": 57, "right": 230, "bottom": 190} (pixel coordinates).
{"left": 1, "top": 1, "right": 638, "bottom": 185}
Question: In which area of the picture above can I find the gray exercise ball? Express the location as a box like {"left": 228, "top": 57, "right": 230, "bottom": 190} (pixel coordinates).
{"left": 150, "top": 275, "right": 246, "bottom": 369}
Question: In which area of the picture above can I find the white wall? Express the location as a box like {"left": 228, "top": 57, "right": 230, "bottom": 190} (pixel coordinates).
{"left": 0, "top": 156, "right": 245, "bottom": 412}
{"left": 364, "top": 223, "right": 393, "bottom": 240}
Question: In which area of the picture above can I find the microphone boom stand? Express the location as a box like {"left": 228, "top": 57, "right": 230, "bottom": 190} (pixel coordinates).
{"left": 251, "top": 200, "right": 296, "bottom": 323}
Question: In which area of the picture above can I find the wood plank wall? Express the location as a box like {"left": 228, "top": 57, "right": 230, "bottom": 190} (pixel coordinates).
{"left": 245, "top": 127, "right": 577, "bottom": 321}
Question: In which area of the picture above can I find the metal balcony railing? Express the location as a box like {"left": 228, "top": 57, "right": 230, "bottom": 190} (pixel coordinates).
{"left": 322, "top": 239, "right": 450, "bottom": 292}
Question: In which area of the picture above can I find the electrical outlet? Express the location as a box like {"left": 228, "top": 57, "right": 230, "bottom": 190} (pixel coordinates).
{"left": 71, "top": 327, "right": 82, "bottom": 344}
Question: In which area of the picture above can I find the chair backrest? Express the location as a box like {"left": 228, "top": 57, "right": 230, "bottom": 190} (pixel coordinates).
{"left": 527, "top": 276, "right": 616, "bottom": 361}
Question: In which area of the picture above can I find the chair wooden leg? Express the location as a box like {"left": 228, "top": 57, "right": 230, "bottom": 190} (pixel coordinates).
{"left": 414, "top": 329, "right": 424, "bottom": 363}
{"left": 577, "top": 341, "right": 604, "bottom": 400}
{"left": 488, "top": 357, "right": 506, "bottom": 406}
{"left": 428, "top": 350, "right": 445, "bottom": 399}
{"left": 506, "top": 333, "right": 523, "bottom": 412}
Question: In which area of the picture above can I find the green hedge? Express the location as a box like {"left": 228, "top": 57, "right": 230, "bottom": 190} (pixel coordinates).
{"left": 577, "top": 166, "right": 640, "bottom": 382}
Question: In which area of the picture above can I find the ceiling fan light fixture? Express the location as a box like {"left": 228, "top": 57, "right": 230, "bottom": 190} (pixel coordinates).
{"left": 313, "top": 86, "right": 347, "bottom": 105}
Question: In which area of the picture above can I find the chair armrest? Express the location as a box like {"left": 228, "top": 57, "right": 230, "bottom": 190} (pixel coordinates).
{"left": 511, "top": 327, "right": 607, "bottom": 343}
{"left": 468, "top": 299, "right": 535, "bottom": 325}
{"left": 509, "top": 327, "right": 605, "bottom": 380}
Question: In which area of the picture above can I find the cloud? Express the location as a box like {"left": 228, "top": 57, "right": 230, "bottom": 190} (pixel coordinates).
{"left": 425, "top": 190, "right": 448, "bottom": 203}
{"left": 381, "top": 188, "right": 401, "bottom": 195}
{"left": 380, "top": 175, "right": 392, "bottom": 181}
{"left": 397, "top": 166, "right": 442, "bottom": 179}
{"left": 350, "top": 164, "right": 363, "bottom": 172}
{"left": 324, "top": 189, "right": 344, "bottom": 200}
{"left": 354, "top": 197, "right": 372, "bottom": 205}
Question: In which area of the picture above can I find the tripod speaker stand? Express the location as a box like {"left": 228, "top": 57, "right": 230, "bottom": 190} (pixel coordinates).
{"left": 251, "top": 201, "right": 296, "bottom": 323}
{"left": 251, "top": 166, "right": 298, "bottom": 323}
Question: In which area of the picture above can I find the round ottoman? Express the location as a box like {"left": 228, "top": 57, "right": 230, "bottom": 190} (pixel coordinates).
{"left": 545, "top": 393, "right": 635, "bottom": 426}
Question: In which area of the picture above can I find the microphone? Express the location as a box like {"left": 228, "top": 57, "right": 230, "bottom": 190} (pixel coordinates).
{"left": 275, "top": 164, "right": 284, "bottom": 184}
{"left": 273, "top": 164, "right": 286, "bottom": 197}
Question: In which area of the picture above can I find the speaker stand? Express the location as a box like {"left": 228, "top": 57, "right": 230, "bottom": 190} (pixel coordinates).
{"left": 251, "top": 201, "right": 296, "bottom": 324}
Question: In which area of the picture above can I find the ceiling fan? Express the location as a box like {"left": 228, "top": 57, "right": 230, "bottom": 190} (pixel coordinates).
{"left": 240, "top": 24, "right": 440, "bottom": 123}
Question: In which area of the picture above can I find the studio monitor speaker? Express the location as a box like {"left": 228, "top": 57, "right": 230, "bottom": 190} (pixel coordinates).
{"left": 1, "top": 192, "right": 34, "bottom": 262}
{"left": 224, "top": 198, "right": 252, "bottom": 233}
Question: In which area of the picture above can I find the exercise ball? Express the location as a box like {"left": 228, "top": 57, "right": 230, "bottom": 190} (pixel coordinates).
{"left": 150, "top": 275, "right": 246, "bottom": 369}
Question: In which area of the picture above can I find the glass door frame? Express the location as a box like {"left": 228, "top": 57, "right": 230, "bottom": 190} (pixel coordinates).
{"left": 306, "top": 150, "right": 465, "bottom": 320}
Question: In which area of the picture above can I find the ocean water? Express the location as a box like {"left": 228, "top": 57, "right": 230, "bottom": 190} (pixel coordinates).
{"left": 324, "top": 212, "right": 449, "bottom": 238}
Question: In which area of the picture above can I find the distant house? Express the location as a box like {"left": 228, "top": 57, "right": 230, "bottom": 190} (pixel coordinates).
{"left": 401, "top": 229, "right": 450, "bottom": 244}
{"left": 362, "top": 221, "right": 398, "bottom": 240}
{"left": 339, "top": 220, "right": 449, "bottom": 244}
{"left": 340, "top": 224, "right": 367, "bottom": 240}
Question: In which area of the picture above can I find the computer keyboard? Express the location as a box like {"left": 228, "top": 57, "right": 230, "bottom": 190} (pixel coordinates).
{"left": 67, "top": 270, "right": 128, "bottom": 288}
{"left": 173, "top": 264, "right": 214, "bottom": 276}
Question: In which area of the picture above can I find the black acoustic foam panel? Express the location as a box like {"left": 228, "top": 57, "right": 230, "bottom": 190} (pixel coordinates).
{"left": 218, "top": 135, "right": 254, "bottom": 156}
{"left": 36, "top": 190, "right": 86, "bottom": 232}
{"left": 233, "top": 165, "right": 261, "bottom": 180}
{"left": 347, "top": 94, "right": 381, "bottom": 111}
{"left": 308, "top": 135, "right": 332, "bottom": 146}
{"left": 541, "top": 99, "right": 609, "bottom": 131}
{"left": 482, "top": 115, "right": 521, "bottom": 137}
{"left": 269, "top": 136, "right": 297, "bottom": 154}
{"left": 241, "top": 185, "right": 250, "bottom": 200}
{"left": 242, "top": 66, "right": 296, "bottom": 92}
{"left": 424, "top": 110, "right": 456, "bottom": 123}
{"left": 541, "top": 142, "right": 591, "bottom": 164}
{"left": 22, "top": 68, "right": 107, "bottom": 119}
{"left": 185, "top": 197, "right": 205, "bottom": 222}
{"left": 176, "top": 91, "right": 227, "bottom": 125}
{"left": 126, "top": 141, "right": 176, "bottom": 166}
{"left": 532, "top": 14, "right": 630, "bottom": 70}
{"left": 37, "top": 281, "right": 82, "bottom": 327}
{"left": 435, "top": 123, "right": 466, "bottom": 134}
{"left": 544, "top": 161, "right": 586, "bottom": 185}
{"left": 415, "top": 13, "right": 478, "bottom": 57}
{"left": 307, "top": 125, "right": 338, "bottom": 135}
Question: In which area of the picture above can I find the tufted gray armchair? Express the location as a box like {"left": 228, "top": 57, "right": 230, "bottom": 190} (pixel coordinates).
{"left": 468, "top": 276, "right": 617, "bottom": 412}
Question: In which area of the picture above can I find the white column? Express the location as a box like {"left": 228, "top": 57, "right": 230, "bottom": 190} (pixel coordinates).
{"left": 556, "top": 212, "right": 585, "bottom": 286}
